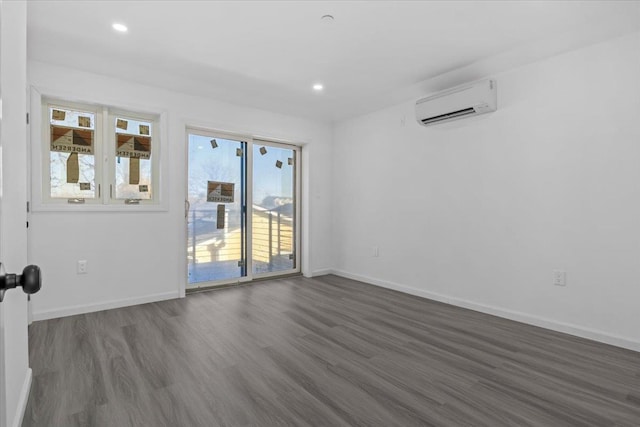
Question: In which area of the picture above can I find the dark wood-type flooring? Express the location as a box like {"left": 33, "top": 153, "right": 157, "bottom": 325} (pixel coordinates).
{"left": 23, "top": 275, "right": 640, "bottom": 426}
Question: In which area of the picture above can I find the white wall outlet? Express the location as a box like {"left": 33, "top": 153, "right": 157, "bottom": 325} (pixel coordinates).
{"left": 553, "top": 270, "right": 566, "bottom": 286}
{"left": 77, "top": 260, "right": 88, "bottom": 274}
{"left": 372, "top": 246, "right": 379, "bottom": 257}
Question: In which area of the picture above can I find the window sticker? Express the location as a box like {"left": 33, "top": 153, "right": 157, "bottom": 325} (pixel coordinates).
{"left": 288, "top": 157, "right": 293, "bottom": 165}
{"left": 217, "top": 204, "right": 225, "bottom": 229}
{"left": 79, "top": 182, "right": 91, "bottom": 190}
{"left": 207, "top": 181, "right": 234, "bottom": 203}
{"left": 139, "top": 124, "right": 150, "bottom": 135}
{"left": 139, "top": 184, "right": 149, "bottom": 192}
{"left": 116, "top": 134, "right": 151, "bottom": 159}
{"left": 259, "top": 146, "right": 267, "bottom": 155}
{"left": 129, "top": 157, "right": 140, "bottom": 185}
{"left": 51, "top": 126, "right": 94, "bottom": 154}
{"left": 116, "top": 119, "right": 128, "bottom": 130}
{"left": 52, "top": 109, "right": 66, "bottom": 121}
{"left": 67, "top": 153, "right": 79, "bottom": 183}
{"left": 78, "top": 116, "right": 91, "bottom": 128}
{"left": 275, "top": 160, "right": 283, "bottom": 169}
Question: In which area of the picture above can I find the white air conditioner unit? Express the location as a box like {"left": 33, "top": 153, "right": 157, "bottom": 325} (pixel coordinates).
{"left": 416, "top": 79, "right": 497, "bottom": 127}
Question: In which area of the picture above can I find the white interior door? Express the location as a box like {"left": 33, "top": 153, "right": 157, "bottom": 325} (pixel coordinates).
{"left": 0, "top": 3, "right": 32, "bottom": 427}
{"left": 0, "top": 86, "right": 5, "bottom": 427}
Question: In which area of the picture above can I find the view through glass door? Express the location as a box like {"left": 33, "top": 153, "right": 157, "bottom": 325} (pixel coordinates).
{"left": 187, "top": 132, "right": 247, "bottom": 285}
{"left": 187, "top": 131, "right": 300, "bottom": 289}
{"left": 252, "top": 140, "right": 298, "bottom": 276}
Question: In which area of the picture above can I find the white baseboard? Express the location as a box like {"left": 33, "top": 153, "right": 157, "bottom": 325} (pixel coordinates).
{"left": 330, "top": 269, "right": 640, "bottom": 353}
{"left": 32, "top": 291, "right": 181, "bottom": 321}
{"left": 12, "top": 368, "right": 32, "bottom": 427}
{"left": 308, "top": 268, "right": 332, "bottom": 277}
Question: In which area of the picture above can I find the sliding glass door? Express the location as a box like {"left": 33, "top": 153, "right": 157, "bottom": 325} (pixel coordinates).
{"left": 186, "top": 130, "right": 300, "bottom": 289}
{"left": 252, "top": 140, "right": 298, "bottom": 276}
{"left": 187, "top": 132, "right": 247, "bottom": 285}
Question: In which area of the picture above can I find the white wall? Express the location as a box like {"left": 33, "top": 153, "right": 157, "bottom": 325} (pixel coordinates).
{"left": 28, "top": 61, "right": 333, "bottom": 320}
{"left": 0, "top": 2, "right": 32, "bottom": 427}
{"left": 332, "top": 32, "right": 640, "bottom": 351}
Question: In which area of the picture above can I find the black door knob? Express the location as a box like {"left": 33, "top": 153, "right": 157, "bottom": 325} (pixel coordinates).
{"left": 20, "top": 265, "right": 41, "bottom": 295}
{"left": 0, "top": 263, "right": 42, "bottom": 302}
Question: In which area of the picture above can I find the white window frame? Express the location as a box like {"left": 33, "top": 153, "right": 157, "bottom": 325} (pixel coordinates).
{"left": 41, "top": 98, "right": 104, "bottom": 206}
{"left": 30, "top": 88, "right": 168, "bottom": 212}
{"left": 106, "top": 108, "right": 161, "bottom": 205}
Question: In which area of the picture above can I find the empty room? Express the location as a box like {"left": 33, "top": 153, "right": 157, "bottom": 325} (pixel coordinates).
{"left": 1, "top": 1, "right": 639, "bottom": 426}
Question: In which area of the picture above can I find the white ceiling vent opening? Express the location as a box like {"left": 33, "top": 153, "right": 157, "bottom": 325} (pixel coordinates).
{"left": 416, "top": 79, "right": 497, "bottom": 127}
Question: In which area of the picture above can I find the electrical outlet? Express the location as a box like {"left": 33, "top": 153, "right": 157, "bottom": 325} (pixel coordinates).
{"left": 372, "top": 246, "right": 379, "bottom": 257}
{"left": 77, "top": 260, "right": 88, "bottom": 274}
{"left": 553, "top": 270, "right": 566, "bottom": 286}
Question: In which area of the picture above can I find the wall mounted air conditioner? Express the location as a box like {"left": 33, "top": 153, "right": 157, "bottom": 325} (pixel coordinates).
{"left": 416, "top": 79, "right": 496, "bottom": 127}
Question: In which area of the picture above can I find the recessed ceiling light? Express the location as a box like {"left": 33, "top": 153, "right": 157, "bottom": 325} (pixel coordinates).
{"left": 112, "top": 23, "right": 128, "bottom": 33}
{"left": 313, "top": 83, "right": 324, "bottom": 92}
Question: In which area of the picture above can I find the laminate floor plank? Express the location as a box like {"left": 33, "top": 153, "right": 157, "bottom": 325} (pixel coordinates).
{"left": 23, "top": 275, "right": 640, "bottom": 426}
{"left": 261, "top": 342, "right": 407, "bottom": 427}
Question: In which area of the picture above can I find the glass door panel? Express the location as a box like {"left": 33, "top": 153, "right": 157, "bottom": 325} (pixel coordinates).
{"left": 187, "top": 133, "right": 246, "bottom": 286}
{"left": 252, "top": 141, "right": 297, "bottom": 275}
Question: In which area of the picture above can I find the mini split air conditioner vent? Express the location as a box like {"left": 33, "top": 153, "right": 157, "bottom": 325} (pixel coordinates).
{"left": 416, "top": 79, "right": 497, "bottom": 127}
{"left": 420, "top": 107, "right": 476, "bottom": 125}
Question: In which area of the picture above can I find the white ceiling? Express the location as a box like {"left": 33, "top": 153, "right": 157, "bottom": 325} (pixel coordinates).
{"left": 28, "top": 1, "right": 640, "bottom": 122}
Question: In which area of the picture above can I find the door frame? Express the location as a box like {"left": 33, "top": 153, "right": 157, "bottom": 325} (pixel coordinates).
{"left": 251, "top": 138, "right": 302, "bottom": 280}
{"left": 184, "top": 127, "right": 302, "bottom": 291}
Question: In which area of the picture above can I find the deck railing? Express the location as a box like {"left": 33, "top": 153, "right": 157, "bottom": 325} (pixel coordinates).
{"left": 187, "top": 207, "right": 293, "bottom": 266}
